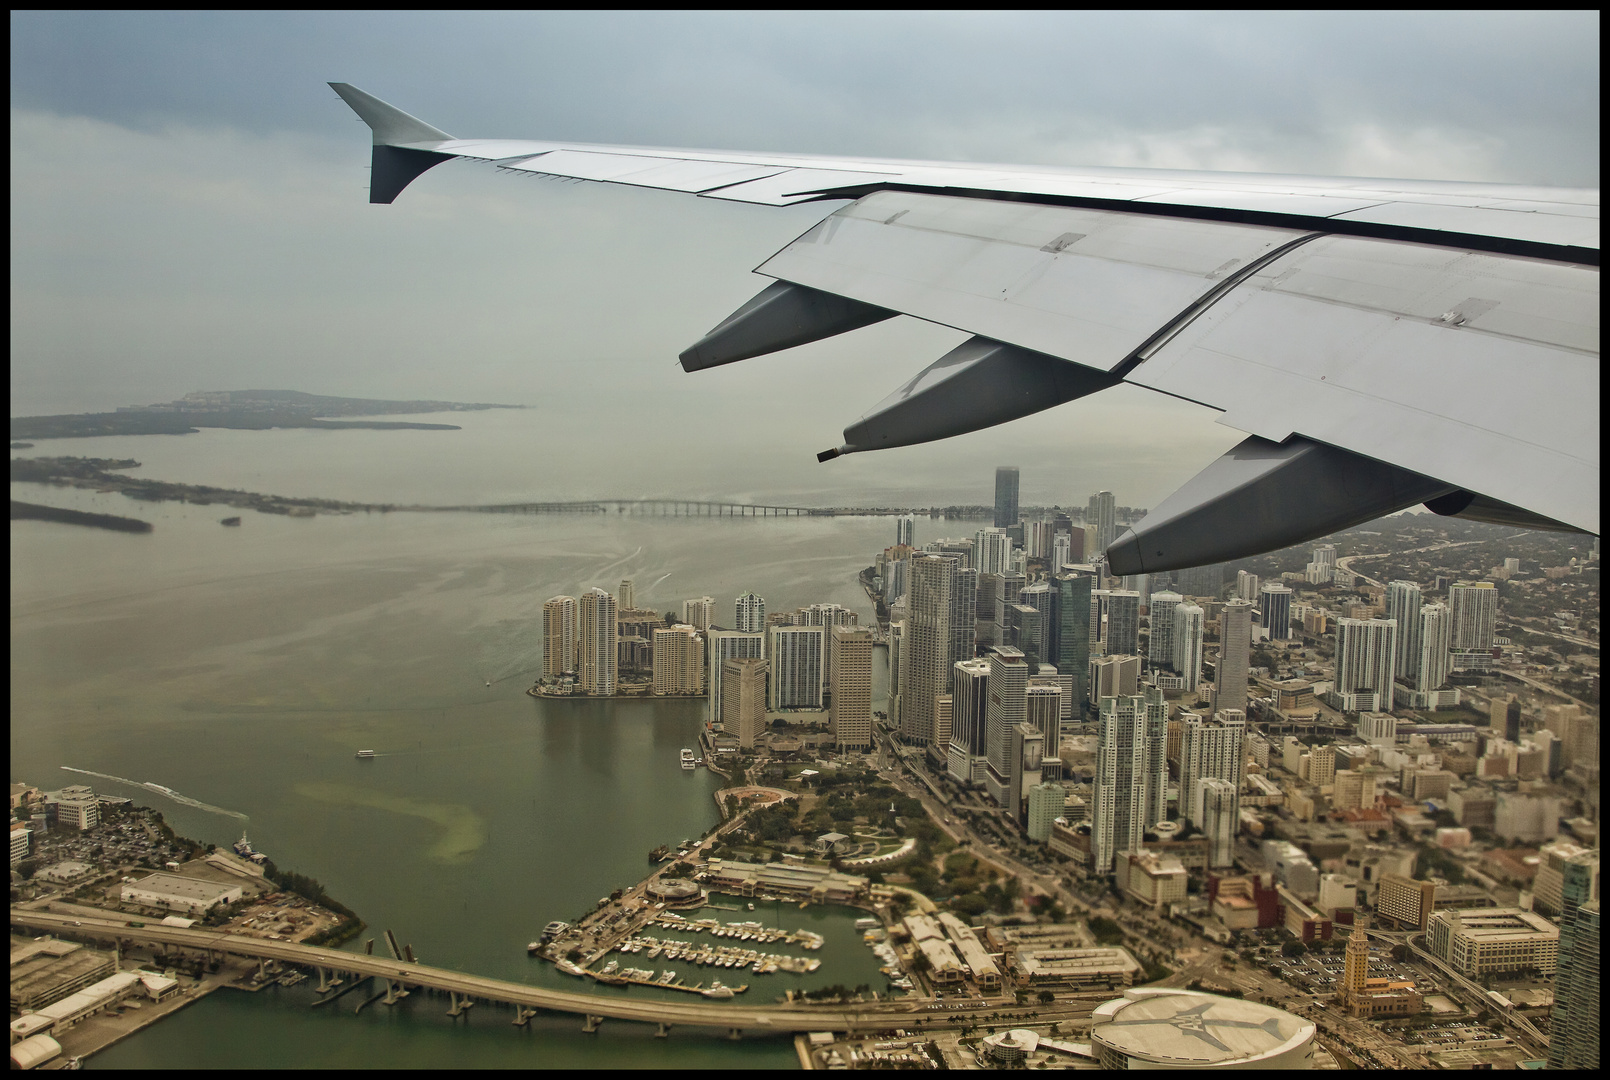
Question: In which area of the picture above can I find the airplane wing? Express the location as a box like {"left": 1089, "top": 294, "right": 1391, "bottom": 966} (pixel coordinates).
{"left": 329, "top": 83, "right": 1599, "bottom": 574}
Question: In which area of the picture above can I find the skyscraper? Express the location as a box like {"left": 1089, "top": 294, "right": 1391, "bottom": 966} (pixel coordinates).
{"left": 1385, "top": 580, "right": 1422, "bottom": 679}
{"left": 1448, "top": 580, "right": 1498, "bottom": 670}
{"left": 1416, "top": 602, "right": 1451, "bottom": 691}
{"left": 1259, "top": 583, "right": 1293, "bottom": 641}
{"left": 901, "top": 554, "right": 955, "bottom": 745}
{"left": 994, "top": 467, "right": 1020, "bottom": 529}
{"left": 829, "top": 626, "right": 873, "bottom": 752}
{"left": 578, "top": 587, "right": 618, "bottom": 696}
{"left": 896, "top": 514, "right": 915, "bottom": 548}
{"left": 651, "top": 625, "right": 704, "bottom": 694}
{"left": 1027, "top": 781, "right": 1066, "bottom": 842}
{"left": 1548, "top": 851, "right": 1601, "bottom": 1069}
{"left": 735, "top": 591, "right": 766, "bottom": 633}
{"left": 947, "top": 657, "right": 992, "bottom": 785}
{"left": 722, "top": 657, "right": 769, "bottom": 749}
{"left": 1093, "top": 693, "right": 1158, "bottom": 873}
{"left": 1139, "top": 685, "right": 1167, "bottom": 831}
{"left": 975, "top": 527, "right": 1010, "bottom": 575}
{"left": 682, "top": 595, "right": 716, "bottom": 631}
{"left": 1215, "top": 599, "right": 1254, "bottom": 716}
{"left": 1148, "top": 591, "right": 1184, "bottom": 674}
{"left": 1007, "top": 721, "right": 1045, "bottom": 820}
{"left": 707, "top": 629, "right": 765, "bottom": 725}
{"left": 1236, "top": 570, "right": 1261, "bottom": 602}
{"left": 1199, "top": 777, "right": 1239, "bottom": 869}
{"left": 1448, "top": 580, "right": 1497, "bottom": 648}
{"left": 1054, "top": 567, "right": 1096, "bottom": 713}
{"left": 1089, "top": 654, "right": 1140, "bottom": 702}
{"left": 1087, "top": 490, "right": 1117, "bottom": 555}
{"left": 1052, "top": 532, "right": 1071, "bottom": 576}
{"left": 1105, "top": 590, "right": 1141, "bottom": 657}
{"left": 1027, "top": 683, "right": 1061, "bottom": 745}
{"left": 1334, "top": 618, "right": 1398, "bottom": 712}
{"left": 984, "top": 646, "right": 1028, "bottom": 807}
{"left": 1173, "top": 602, "right": 1205, "bottom": 691}
{"left": 1180, "top": 708, "right": 1245, "bottom": 828}
{"left": 617, "top": 578, "right": 635, "bottom": 611}
{"left": 950, "top": 565, "right": 978, "bottom": 668}
{"left": 542, "top": 595, "right": 578, "bottom": 677}
{"left": 767, "top": 624, "right": 825, "bottom": 709}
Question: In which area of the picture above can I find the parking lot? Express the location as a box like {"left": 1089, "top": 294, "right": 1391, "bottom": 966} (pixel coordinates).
{"left": 1254, "top": 943, "right": 1436, "bottom": 997}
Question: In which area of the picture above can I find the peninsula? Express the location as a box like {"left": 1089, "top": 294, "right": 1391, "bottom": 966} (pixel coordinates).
{"left": 10, "top": 389, "right": 524, "bottom": 441}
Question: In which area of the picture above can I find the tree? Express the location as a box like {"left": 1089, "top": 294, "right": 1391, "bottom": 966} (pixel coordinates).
{"left": 1037, "top": 990, "right": 1056, "bottom": 1004}
{"left": 1282, "top": 941, "right": 1307, "bottom": 958}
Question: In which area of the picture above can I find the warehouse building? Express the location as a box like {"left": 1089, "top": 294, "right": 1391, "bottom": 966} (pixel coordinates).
{"left": 120, "top": 871, "right": 243, "bottom": 914}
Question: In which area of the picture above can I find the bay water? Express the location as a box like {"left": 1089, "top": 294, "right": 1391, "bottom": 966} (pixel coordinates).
{"left": 10, "top": 415, "right": 914, "bottom": 1068}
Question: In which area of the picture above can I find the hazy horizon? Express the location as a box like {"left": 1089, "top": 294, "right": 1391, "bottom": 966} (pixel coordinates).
{"left": 11, "top": 11, "right": 1599, "bottom": 508}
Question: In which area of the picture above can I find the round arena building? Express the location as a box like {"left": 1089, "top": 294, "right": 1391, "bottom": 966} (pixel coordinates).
{"left": 1090, "top": 988, "right": 1315, "bottom": 1069}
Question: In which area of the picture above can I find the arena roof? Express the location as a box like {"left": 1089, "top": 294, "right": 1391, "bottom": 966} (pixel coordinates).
{"left": 1092, "top": 989, "right": 1315, "bottom": 1067}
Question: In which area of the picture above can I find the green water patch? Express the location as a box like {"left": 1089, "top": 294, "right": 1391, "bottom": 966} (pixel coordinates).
{"left": 295, "top": 781, "right": 487, "bottom": 864}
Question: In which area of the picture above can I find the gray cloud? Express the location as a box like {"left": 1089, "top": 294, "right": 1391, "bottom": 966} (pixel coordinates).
{"left": 8, "top": 11, "right": 1599, "bottom": 507}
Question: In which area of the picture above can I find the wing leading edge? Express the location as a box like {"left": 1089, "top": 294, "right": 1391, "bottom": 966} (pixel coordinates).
{"left": 330, "top": 83, "right": 1599, "bottom": 571}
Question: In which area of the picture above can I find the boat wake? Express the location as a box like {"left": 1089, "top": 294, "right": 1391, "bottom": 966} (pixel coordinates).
{"left": 60, "top": 766, "right": 249, "bottom": 822}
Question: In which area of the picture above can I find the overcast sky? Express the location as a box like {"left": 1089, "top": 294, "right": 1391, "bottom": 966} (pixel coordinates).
{"left": 10, "top": 11, "right": 1600, "bottom": 506}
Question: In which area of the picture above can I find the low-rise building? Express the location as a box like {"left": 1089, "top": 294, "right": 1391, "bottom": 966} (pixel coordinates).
{"left": 119, "top": 872, "right": 243, "bottom": 914}
{"left": 1123, "top": 850, "right": 1188, "bottom": 910}
{"left": 935, "top": 912, "right": 1001, "bottom": 988}
{"left": 1427, "top": 908, "right": 1559, "bottom": 976}
{"left": 700, "top": 859, "right": 867, "bottom": 904}
{"left": 9, "top": 939, "right": 116, "bottom": 1011}
{"left": 1208, "top": 873, "right": 1282, "bottom": 930}
{"left": 1279, "top": 886, "right": 1333, "bottom": 942}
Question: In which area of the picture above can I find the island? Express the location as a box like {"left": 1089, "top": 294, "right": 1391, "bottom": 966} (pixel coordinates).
{"left": 11, "top": 499, "right": 154, "bottom": 533}
{"left": 10, "top": 389, "right": 525, "bottom": 441}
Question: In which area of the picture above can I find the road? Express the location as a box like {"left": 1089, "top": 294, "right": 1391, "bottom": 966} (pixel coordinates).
{"left": 12, "top": 908, "right": 933, "bottom": 1035}
{"left": 1336, "top": 539, "right": 1487, "bottom": 589}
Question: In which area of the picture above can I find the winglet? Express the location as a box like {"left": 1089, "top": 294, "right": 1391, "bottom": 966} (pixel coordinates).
{"left": 328, "top": 82, "right": 453, "bottom": 146}
{"left": 329, "top": 83, "right": 455, "bottom": 204}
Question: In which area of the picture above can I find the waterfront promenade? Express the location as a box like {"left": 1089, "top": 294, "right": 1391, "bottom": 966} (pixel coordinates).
{"left": 10, "top": 909, "right": 928, "bottom": 1037}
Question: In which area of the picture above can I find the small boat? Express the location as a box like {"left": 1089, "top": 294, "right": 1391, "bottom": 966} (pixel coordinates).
{"left": 746, "top": 902, "right": 755, "bottom": 911}
{"left": 602, "top": 961, "right": 619, "bottom": 976}
{"left": 219, "top": 516, "right": 241, "bottom": 526}
{"left": 527, "top": 942, "right": 542, "bottom": 953}
{"left": 556, "top": 959, "right": 587, "bottom": 977}
{"left": 355, "top": 750, "right": 375, "bottom": 759}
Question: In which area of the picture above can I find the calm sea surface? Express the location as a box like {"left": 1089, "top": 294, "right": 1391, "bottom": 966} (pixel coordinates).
{"left": 10, "top": 419, "right": 916, "bottom": 1069}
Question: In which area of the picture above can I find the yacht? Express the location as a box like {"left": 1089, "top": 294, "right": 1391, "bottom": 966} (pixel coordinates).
{"left": 702, "top": 980, "right": 735, "bottom": 999}
{"left": 555, "top": 959, "right": 587, "bottom": 977}
{"left": 680, "top": 748, "right": 696, "bottom": 770}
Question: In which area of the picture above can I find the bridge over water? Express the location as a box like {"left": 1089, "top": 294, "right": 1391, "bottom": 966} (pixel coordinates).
{"left": 458, "top": 499, "right": 827, "bottom": 517}
{"left": 11, "top": 909, "right": 930, "bottom": 1039}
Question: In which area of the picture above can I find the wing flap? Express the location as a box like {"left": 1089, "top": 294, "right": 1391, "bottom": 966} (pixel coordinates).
{"left": 1127, "top": 236, "right": 1599, "bottom": 533}
{"left": 757, "top": 190, "right": 1311, "bottom": 371}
